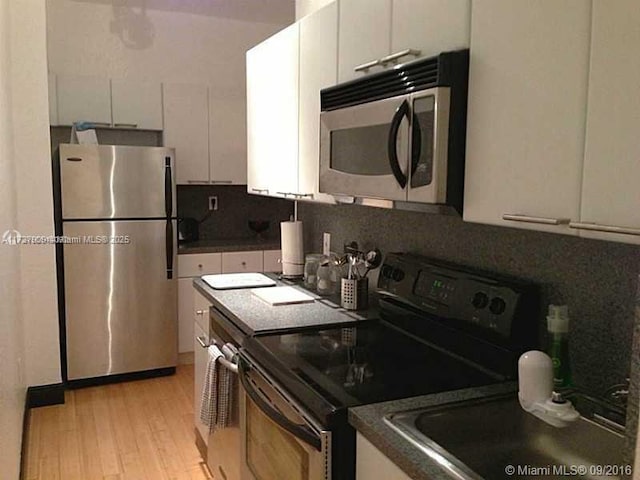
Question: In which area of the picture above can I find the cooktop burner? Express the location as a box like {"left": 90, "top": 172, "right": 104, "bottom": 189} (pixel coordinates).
{"left": 253, "top": 320, "right": 499, "bottom": 409}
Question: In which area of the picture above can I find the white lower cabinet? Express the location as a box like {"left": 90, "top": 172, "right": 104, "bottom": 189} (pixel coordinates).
{"left": 263, "top": 250, "right": 282, "bottom": 273}
{"left": 178, "top": 253, "right": 223, "bottom": 279}
{"left": 178, "top": 279, "right": 196, "bottom": 353}
{"left": 221, "top": 251, "right": 263, "bottom": 274}
{"left": 356, "top": 433, "right": 412, "bottom": 480}
{"left": 179, "top": 249, "right": 281, "bottom": 353}
{"left": 194, "top": 317, "right": 210, "bottom": 447}
{"left": 178, "top": 253, "right": 222, "bottom": 354}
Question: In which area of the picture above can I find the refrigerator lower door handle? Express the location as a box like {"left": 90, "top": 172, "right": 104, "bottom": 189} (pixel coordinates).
{"left": 166, "top": 219, "right": 173, "bottom": 279}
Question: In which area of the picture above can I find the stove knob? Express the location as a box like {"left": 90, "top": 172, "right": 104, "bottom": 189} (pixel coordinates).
{"left": 391, "top": 268, "right": 405, "bottom": 282}
{"left": 471, "top": 292, "right": 489, "bottom": 309}
{"left": 380, "top": 265, "right": 393, "bottom": 279}
{"left": 489, "top": 297, "right": 507, "bottom": 315}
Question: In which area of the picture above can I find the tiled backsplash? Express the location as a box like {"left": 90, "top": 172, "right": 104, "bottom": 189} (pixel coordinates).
{"left": 299, "top": 202, "right": 640, "bottom": 400}
{"left": 177, "top": 185, "right": 293, "bottom": 240}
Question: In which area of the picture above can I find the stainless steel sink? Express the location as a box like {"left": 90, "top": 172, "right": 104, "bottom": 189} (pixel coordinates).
{"left": 385, "top": 394, "right": 627, "bottom": 480}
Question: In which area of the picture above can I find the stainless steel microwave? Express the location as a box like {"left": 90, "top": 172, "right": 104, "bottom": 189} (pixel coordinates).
{"left": 319, "top": 50, "right": 469, "bottom": 213}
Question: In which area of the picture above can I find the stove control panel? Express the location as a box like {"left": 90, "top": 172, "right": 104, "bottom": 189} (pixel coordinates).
{"left": 378, "top": 253, "right": 539, "bottom": 347}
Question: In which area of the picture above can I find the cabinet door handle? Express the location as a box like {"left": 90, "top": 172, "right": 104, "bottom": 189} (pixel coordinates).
{"left": 210, "top": 180, "right": 232, "bottom": 184}
{"left": 251, "top": 188, "right": 269, "bottom": 194}
{"left": 196, "top": 310, "right": 205, "bottom": 315}
{"left": 113, "top": 123, "right": 138, "bottom": 128}
{"left": 196, "top": 336, "right": 210, "bottom": 348}
{"left": 569, "top": 222, "right": 640, "bottom": 237}
{"left": 379, "top": 49, "right": 422, "bottom": 65}
{"left": 502, "top": 214, "right": 570, "bottom": 226}
{"left": 354, "top": 58, "right": 381, "bottom": 72}
{"left": 187, "top": 180, "right": 209, "bottom": 185}
{"left": 88, "top": 122, "right": 111, "bottom": 128}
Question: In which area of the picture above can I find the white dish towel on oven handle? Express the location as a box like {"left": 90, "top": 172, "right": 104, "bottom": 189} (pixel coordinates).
{"left": 200, "top": 343, "right": 236, "bottom": 432}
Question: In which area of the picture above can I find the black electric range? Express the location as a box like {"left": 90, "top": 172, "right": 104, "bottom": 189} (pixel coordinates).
{"left": 240, "top": 253, "right": 540, "bottom": 479}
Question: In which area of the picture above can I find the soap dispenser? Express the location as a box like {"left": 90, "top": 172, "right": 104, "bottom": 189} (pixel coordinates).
{"left": 547, "top": 305, "right": 571, "bottom": 389}
{"left": 518, "top": 350, "right": 580, "bottom": 427}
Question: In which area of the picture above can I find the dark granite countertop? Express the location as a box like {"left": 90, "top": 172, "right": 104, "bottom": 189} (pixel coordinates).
{"left": 348, "top": 382, "right": 518, "bottom": 480}
{"left": 193, "top": 275, "right": 379, "bottom": 335}
{"left": 178, "top": 237, "right": 281, "bottom": 254}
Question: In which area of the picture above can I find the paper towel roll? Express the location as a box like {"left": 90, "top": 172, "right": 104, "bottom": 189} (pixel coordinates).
{"left": 280, "top": 220, "right": 304, "bottom": 276}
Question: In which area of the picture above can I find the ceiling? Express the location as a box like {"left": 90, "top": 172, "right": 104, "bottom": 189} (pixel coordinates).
{"left": 68, "top": 0, "right": 295, "bottom": 25}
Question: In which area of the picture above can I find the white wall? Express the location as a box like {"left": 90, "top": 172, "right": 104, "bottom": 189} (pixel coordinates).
{"left": 0, "top": 0, "right": 27, "bottom": 477}
{"left": 296, "top": 0, "right": 334, "bottom": 20}
{"left": 12, "top": 0, "right": 60, "bottom": 388}
{"left": 46, "top": 0, "right": 294, "bottom": 93}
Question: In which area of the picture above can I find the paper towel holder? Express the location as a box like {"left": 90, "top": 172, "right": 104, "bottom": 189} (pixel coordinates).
{"left": 281, "top": 205, "right": 304, "bottom": 279}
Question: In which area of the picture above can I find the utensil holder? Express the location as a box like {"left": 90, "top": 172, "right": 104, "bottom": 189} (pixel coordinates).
{"left": 341, "top": 277, "right": 368, "bottom": 311}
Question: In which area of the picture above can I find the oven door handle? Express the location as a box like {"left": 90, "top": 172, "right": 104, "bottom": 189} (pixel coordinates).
{"left": 239, "top": 359, "right": 322, "bottom": 451}
{"left": 387, "top": 99, "right": 409, "bottom": 189}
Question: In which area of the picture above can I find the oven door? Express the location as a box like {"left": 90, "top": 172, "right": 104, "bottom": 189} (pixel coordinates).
{"left": 239, "top": 354, "right": 332, "bottom": 480}
{"left": 319, "top": 94, "right": 410, "bottom": 201}
{"left": 407, "top": 87, "right": 451, "bottom": 204}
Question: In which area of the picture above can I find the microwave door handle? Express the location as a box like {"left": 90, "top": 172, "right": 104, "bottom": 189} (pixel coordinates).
{"left": 410, "top": 112, "right": 422, "bottom": 179}
{"left": 387, "top": 100, "right": 409, "bottom": 188}
{"left": 239, "top": 360, "right": 322, "bottom": 451}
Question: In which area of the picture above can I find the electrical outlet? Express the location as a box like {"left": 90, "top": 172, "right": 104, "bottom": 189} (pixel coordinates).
{"left": 323, "top": 232, "right": 331, "bottom": 256}
{"left": 208, "top": 196, "right": 218, "bottom": 211}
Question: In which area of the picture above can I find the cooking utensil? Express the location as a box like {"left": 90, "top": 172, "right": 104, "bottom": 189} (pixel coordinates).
{"left": 363, "top": 249, "right": 382, "bottom": 277}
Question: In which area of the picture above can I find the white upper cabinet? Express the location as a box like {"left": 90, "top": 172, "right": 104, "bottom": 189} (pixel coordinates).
{"left": 247, "top": 23, "right": 300, "bottom": 198}
{"left": 52, "top": 74, "right": 163, "bottom": 130}
{"left": 56, "top": 75, "right": 111, "bottom": 126}
{"left": 463, "top": 0, "right": 591, "bottom": 235}
{"left": 209, "top": 89, "right": 247, "bottom": 185}
{"left": 337, "top": 0, "right": 470, "bottom": 83}
{"left": 576, "top": 0, "right": 640, "bottom": 245}
{"left": 391, "top": 0, "right": 470, "bottom": 60}
{"left": 111, "top": 79, "right": 163, "bottom": 130}
{"left": 163, "top": 83, "right": 210, "bottom": 185}
{"left": 298, "top": 1, "right": 338, "bottom": 203}
{"left": 338, "top": 0, "right": 391, "bottom": 82}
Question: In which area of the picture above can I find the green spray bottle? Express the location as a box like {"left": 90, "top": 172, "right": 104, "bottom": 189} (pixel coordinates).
{"left": 547, "top": 305, "right": 571, "bottom": 389}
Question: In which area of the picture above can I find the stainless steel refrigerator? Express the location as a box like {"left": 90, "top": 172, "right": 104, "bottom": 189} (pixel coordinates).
{"left": 56, "top": 144, "right": 178, "bottom": 382}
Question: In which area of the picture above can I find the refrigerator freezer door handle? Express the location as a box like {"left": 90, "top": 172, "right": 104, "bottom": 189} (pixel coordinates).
{"left": 165, "top": 156, "right": 172, "bottom": 217}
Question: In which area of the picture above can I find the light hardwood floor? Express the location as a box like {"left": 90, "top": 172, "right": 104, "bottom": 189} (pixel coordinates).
{"left": 24, "top": 365, "right": 212, "bottom": 480}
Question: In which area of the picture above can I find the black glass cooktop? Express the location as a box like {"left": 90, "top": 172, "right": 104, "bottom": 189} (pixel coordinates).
{"left": 243, "top": 319, "right": 501, "bottom": 424}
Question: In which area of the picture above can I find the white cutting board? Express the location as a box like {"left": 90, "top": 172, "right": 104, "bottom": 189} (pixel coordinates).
{"left": 202, "top": 273, "right": 276, "bottom": 290}
{"left": 251, "top": 286, "right": 315, "bottom": 306}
